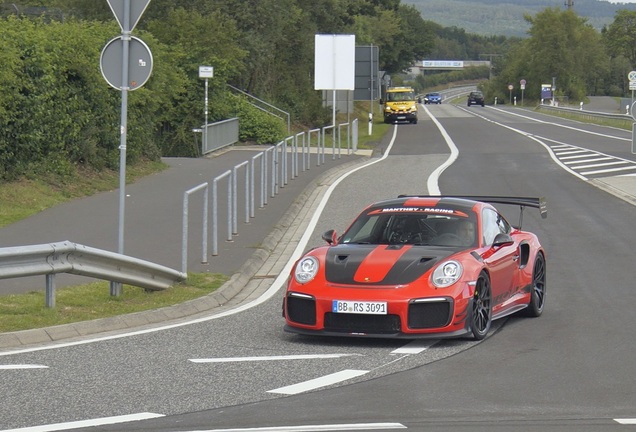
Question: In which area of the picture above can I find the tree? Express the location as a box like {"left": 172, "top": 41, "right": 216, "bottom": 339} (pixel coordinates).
{"left": 602, "top": 10, "right": 636, "bottom": 68}
{"left": 489, "top": 8, "right": 608, "bottom": 102}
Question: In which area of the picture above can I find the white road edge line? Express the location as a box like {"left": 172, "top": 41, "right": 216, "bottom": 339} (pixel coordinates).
{"left": 186, "top": 423, "right": 407, "bottom": 431}
{"left": 0, "top": 412, "right": 165, "bottom": 432}
{"left": 267, "top": 369, "right": 369, "bottom": 395}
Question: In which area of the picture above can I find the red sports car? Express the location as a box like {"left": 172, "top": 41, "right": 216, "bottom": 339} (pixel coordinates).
{"left": 283, "top": 195, "right": 547, "bottom": 340}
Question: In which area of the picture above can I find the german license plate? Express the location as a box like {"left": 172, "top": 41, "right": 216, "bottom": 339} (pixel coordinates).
{"left": 332, "top": 300, "right": 387, "bottom": 315}
{"left": 397, "top": 116, "right": 406, "bottom": 119}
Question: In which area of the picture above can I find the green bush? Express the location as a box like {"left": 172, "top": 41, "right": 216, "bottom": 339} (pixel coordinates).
{"left": 233, "top": 96, "right": 286, "bottom": 144}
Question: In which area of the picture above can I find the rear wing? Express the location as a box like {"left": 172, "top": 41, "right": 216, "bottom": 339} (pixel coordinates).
{"left": 398, "top": 195, "right": 547, "bottom": 228}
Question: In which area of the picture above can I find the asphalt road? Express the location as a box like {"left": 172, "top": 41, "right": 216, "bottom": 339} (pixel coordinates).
{"left": 2, "top": 104, "right": 636, "bottom": 432}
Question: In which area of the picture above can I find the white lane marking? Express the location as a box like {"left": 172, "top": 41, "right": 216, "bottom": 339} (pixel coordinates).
{"left": 486, "top": 106, "right": 631, "bottom": 141}
{"left": 582, "top": 165, "right": 636, "bottom": 176}
{"left": 183, "top": 423, "right": 407, "bottom": 431}
{"left": 0, "top": 126, "right": 402, "bottom": 357}
{"left": 421, "top": 105, "right": 458, "bottom": 196}
{"left": 391, "top": 340, "right": 437, "bottom": 354}
{"left": 564, "top": 157, "right": 612, "bottom": 164}
{"left": 0, "top": 364, "right": 48, "bottom": 369}
{"left": 189, "top": 354, "right": 359, "bottom": 363}
{"left": 267, "top": 369, "right": 368, "bottom": 395}
{"left": 554, "top": 149, "right": 587, "bottom": 156}
{"left": 615, "top": 418, "right": 636, "bottom": 424}
{"left": 575, "top": 160, "right": 628, "bottom": 169}
{"left": 0, "top": 412, "right": 164, "bottom": 432}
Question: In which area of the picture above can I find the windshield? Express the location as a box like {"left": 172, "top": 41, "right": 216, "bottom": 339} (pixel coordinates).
{"left": 386, "top": 91, "right": 415, "bottom": 102}
{"left": 340, "top": 212, "right": 477, "bottom": 247}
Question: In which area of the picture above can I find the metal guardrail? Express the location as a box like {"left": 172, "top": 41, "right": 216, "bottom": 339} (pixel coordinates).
{"left": 536, "top": 104, "right": 632, "bottom": 123}
{"left": 0, "top": 241, "right": 187, "bottom": 307}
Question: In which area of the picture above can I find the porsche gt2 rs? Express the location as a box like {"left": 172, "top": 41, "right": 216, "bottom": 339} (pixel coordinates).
{"left": 283, "top": 195, "right": 547, "bottom": 340}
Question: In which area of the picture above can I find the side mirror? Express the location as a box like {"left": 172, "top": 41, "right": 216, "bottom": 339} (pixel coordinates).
{"left": 492, "top": 233, "right": 514, "bottom": 247}
{"left": 322, "top": 229, "right": 338, "bottom": 245}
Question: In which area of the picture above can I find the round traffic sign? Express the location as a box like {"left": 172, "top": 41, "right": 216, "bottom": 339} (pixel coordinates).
{"left": 100, "top": 36, "right": 153, "bottom": 91}
{"left": 508, "top": 84, "right": 514, "bottom": 90}
{"left": 629, "top": 70, "right": 636, "bottom": 81}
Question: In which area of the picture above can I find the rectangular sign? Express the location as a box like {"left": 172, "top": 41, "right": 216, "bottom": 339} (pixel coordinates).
{"left": 314, "top": 34, "right": 355, "bottom": 90}
{"left": 199, "top": 66, "right": 214, "bottom": 78}
{"left": 354, "top": 45, "right": 380, "bottom": 101}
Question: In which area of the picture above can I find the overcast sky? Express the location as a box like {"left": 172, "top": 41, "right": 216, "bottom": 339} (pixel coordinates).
{"left": 605, "top": 0, "right": 636, "bottom": 3}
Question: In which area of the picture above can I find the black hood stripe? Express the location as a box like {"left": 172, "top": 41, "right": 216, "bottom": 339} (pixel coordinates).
{"left": 325, "top": 244, "right": 454, "bottom": 285}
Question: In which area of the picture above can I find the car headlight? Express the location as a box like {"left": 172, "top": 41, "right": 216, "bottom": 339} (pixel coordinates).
{"left": 432, "top": 260, "right": 463, "bottom": 288}
{"left": 294, "top": 256, "right": 319, "bottom": 284}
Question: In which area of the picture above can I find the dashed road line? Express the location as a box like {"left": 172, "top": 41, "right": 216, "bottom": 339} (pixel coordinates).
{"left": 267, "top": 369, "right": 369, "bottom": 395}
{"left": 0, "top": 413, "right": 165, "bottom": 432}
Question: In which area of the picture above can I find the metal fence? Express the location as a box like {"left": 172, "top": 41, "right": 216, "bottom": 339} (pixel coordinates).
{"left": 182, "top": 119, "right": 359, "bottom": 266}
{"left": 202, "top": 117, "right": 239, "bottom": 155}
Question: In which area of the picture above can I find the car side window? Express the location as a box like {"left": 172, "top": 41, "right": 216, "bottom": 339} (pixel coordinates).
{"left": 482, "top": 208, "right": 509, "bottom": 245}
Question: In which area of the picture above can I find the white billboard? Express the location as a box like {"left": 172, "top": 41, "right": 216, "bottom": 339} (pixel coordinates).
{"left": 314, "top": 34, "right": 355, "bottom": 90}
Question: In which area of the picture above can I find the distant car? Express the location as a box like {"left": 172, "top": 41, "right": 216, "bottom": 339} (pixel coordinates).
{"left": 283, "top": 195, "right": 547, "bottom": 340}
{"left": 467, "top": 91, "right": 485, "bottom": 107}
{"left": 424, "top": 92, "right": 442, "bottom": 104}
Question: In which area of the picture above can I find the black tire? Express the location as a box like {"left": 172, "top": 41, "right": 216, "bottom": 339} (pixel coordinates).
{"left": 467, "top": 102, "right": 471, "bottom": 107}
{"left": 524, "top": 253, "right": 546, "bottom": 317}
{"left": 470, "top": 271, "right": 492, "bottom": 340}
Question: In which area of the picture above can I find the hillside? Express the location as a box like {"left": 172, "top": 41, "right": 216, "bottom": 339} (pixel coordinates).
{"left": 404, "top": 0, "right": 636, "bottom": 37}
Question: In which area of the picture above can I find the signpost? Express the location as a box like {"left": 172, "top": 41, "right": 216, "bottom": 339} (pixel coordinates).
{"left": 103, "top": 0, "right": 152, "bottom": 296}
{"left": 199, "top": 66, "right": 214, "bottom": 155}
{"left": 520, "top": 79, "right": 526, "bottom": 106}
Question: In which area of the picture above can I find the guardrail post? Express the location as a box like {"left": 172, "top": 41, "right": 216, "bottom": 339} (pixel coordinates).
{"left": 45, "top": 274, "right": 55, "bottom": 308}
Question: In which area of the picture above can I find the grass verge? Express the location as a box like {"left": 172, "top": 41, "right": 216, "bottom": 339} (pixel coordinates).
{"left": 0, "top": 273, "right": 229, "bottom": 333}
